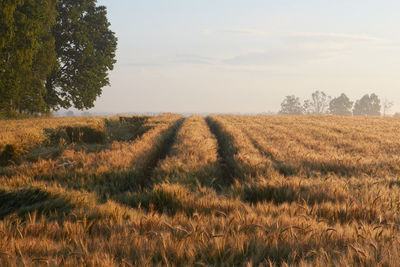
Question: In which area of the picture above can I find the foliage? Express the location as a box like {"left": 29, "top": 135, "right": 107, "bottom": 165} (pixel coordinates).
{"left": 0, "top": 0, "right": 117, "bottom": 116}
{"left": 303, "top": 90, "right": 331, "bottom": 114}
{"left": 329, "top": 93, "right": 353, "bottom": 116}
{"left": 353, "top": 93, "right": 381, "bottom": 116}
{"left": 0, "top": 0, "right": 57, "bottom": 114}
{"left": 46, "top": 0, "right": 118, "bottom": 110}
{"left": 279, "top": 95, "right": 303, "bottom": 114}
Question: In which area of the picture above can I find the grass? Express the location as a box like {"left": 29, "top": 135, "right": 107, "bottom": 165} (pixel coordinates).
{"left": 1, "top": 114, "right": 400, "bottom": 266}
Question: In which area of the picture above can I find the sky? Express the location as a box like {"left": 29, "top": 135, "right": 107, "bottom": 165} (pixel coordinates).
{"left": 89, "top": 0, "right": 400, "bottom": 114}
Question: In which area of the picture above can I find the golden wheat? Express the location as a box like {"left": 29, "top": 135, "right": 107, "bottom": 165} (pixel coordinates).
{"left": 1, "top": 114, "right": 400, "bottom": 266}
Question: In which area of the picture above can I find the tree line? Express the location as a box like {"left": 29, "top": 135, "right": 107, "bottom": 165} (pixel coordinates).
{"left": 0, "top": 0, "right": 117, "bottom": 117}
{"left": 279, "top": 91, "right": 394, "bottom": 116}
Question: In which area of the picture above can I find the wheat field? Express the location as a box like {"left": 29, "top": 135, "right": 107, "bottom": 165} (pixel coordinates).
{"left": 1, "top": 114, "right": 400, "bottom": 266}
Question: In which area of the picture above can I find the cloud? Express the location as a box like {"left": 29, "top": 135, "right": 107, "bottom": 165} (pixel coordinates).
{"left": 282, "top": 32, "right": 388, "bottom": 45}
{"left": 172, "top": 54, "right": 216, "bottom": 65}
{"left": 223, "top": 48, "right": 325, "bottom": 66}
{"left": 221, "top": 28, "right": 267, "bottom": 35}
{"left": 202, "top": 28, "right": 267, "bottom": 36}
{"left": 123, "top": 31, "right": 392, "bottom": 69}
{"left": 120, "top": 54, "right": 216, "bottom": 68}
{"left": 203, "top": 28, "right": 387, "bottom": 43}
{"left": 223, "top": 31, "right": 391, "bottom": 66}
{"left": 122, "top": 63, "right": 163, "bottom": 67}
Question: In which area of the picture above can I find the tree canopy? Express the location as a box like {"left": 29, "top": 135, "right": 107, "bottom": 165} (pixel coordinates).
{"left": 46, "top": 0, "right": 117, "bottom": 110}
{"left": 303, "top": 91, "right": 331, "bottom": 115}
{"left": 279, "top": 95, "right": 303, "bottom": 115}
{"left": 329, "top": 93, "right": 353, "bottom": 116}
{"left": 278, "top": 92, "right": 389, "bottom": 116}
{"left": 0, "top": 0, "right": 117, "bottom": 115}
{"left": 0, "top": 0, "right": 57, "bottom": 114}
{"left": 353, "top": 94, "right": 381, "bottom": 116}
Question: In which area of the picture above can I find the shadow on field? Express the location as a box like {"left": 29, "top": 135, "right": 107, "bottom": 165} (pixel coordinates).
{"left": 107, "top": 116, "right": 153, "bottom": 142}
{"left": 272, "top": 157, "right": 368, "bottom": 177}
{"left": 205, "top": 117, "right": 236, "bottom": 189}
{"left": 44, "top": 116, "right": 152, "bottom": 145}
{"left": 44, "top": 126, "right": 105, "bottom": 145}
{"left": 118, "top": 180, "right": 241, "bottom": 217}
{"left": 30, "top": 119, "right": 185, "bottom": 206}
{"left": 0, "top": 144, "right": 21, "bottom": 166}
{"left": 0, "top": 116, "right": 154, "bottom": 167}
{"left": 205, "top": 117, "right": 271, "bottom": 191}
{"left": 118, "top": 186, "right": 217, "bottom": 216}
{"left": 0, "top": 188, "right": 74, "bottom": 220}
{"left": 132, "top": 118, "right": 185, "bottom": 190}
{"left": 241, "top": 183, "right": 342, "bottom": 205}
{"left": 151, "top": 162, "right": 223, "bottom": 190}
{"left": 245, "top": 132, "right": 364, "bottom": 177}
{"left": 1, "top": 117, "right": 189, "bottom": 221}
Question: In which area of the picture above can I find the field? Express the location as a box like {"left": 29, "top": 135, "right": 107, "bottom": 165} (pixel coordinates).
{"left": 1, "top": 114, "right": 400, "bottom": 266}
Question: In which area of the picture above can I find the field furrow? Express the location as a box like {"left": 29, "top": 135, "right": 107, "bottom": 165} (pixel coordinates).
{"left": 206, "top": 115, "right": 272, "bottom": 182}
{"left": 152, "top": 115, "right": 221, "bottom": 187}
{"left": 0, "top": 114, "right": 183, "bottom": 200}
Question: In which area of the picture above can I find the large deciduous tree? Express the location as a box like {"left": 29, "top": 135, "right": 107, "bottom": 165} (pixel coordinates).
{"left": 0, "top": 0, "right": 117, "bottom": 115}
{"left": 353, "top": 93, "right": 381, "bottom": 116}
{"left": 46, "top": 0, "right": 118, "bottom": 110}
{"left": 329, "top": 93, "right": 353, "bottom": 116}
{"left": 279, "top": 95, "right": 303, "bottom": 115}
{"left": 0, "top": 0, "right": 57, "bottom": 114}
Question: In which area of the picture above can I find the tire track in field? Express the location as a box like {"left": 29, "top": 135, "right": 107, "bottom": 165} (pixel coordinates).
{"left": 205, "top": 117, "right": 236, "bottom": 188}
{"left": 138, "top": 118, "right": 185, "bottom": 189}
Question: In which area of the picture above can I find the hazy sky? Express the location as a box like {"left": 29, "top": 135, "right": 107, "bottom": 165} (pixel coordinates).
{"left": 91, "top": 0, "right": 400, "bottom": 113}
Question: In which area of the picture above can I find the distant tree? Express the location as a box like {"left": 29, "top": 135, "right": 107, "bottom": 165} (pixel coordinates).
{"left": 393, "top": 112, "right": 400, "bottom": 117}
{"left": 45, "top": 0, "right": 118, "bottom": 110}
{"left": 329, "top": 93, "right": 353, "bottom": 116}
{"left": 303, "top": 91, "right": 331, "bottom": 114}
{"left": 279, "top": 95, "right": 303, "bottom": 114}
{"left": 382, "top": 99, "right": 394, "bottom": 116}
{"left": 353, "top": 94, "right": 381, "bottom": 116}
{"left": 369, "top": 94, "right": 381, "bottom": 116}
{"left": 66, "top": 111, "right": 74, "bottom": 117}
